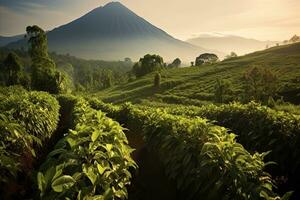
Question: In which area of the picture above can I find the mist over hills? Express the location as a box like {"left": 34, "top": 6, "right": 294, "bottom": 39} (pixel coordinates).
{"left": 187, "top": 34, "right": 278, "bottom": 56}
{"left": 6, "top": 2, "right": 216, "bottom": 62}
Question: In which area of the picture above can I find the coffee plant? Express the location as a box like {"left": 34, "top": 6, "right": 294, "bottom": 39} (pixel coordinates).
{"left": 89, "top": 99, "right": 291, "bottom": 200}
{"left": 37, "top": 98, "right": 136, "bottom": 199}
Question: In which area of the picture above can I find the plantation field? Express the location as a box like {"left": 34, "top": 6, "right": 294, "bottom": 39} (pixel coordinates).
{"left": 1, "top": 31, "right": 300, "bottom": 200}
{"left": 94, "top": 43, "right": 300, "bottom": 105}
{"left": 1, "top": 84, "right": 299, "bottom": 199}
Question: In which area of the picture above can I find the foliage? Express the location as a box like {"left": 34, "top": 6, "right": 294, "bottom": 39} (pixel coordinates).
{"left": 1, "top": 52, "right": 28, "bottom": 87}
{"left": 0, "top": 88, "right": 60, "bottom": 141}
{"left": 289, "top": 35, "right": 300, "bottom": 43}
{"left": 0, "top": 88, "right": 59, "bottom": 190}
{"left": 243, "top": 67, "right": 278, "bottom": 103}
{"left": 195, "top": 53, "right": 219, "bottom": 66}
{"left": 168, "top": 58, "right": 181, "bottom": 68}
{"left": 132, "top": 54, "right": 164, "bottom": 77}
{"left": 214, "top": 78, "right": 233, "bottom": 103}
{"left": 225, "top": 52, "right": 238, "bottom": 60}
{"left": 159, "top": 101, "right": 300, "bottom": 185}
{"left": 26, "top": 25, "right": 66, "bottom": 94}
{"left": 0, "top": 114, "right": 35, "bottom": 184}
{"left": 89, "top": 99, "right": 285, "bottom": 200}
{"left": 93, "top": 43, "right": 300, "bottom": 105}
{"left": 38, "top": 98, "right": 136, "bottom": 199}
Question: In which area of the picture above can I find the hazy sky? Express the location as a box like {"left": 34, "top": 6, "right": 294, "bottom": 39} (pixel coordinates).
{"left": 0, "top": 0, "right": 299, "bottom": 41}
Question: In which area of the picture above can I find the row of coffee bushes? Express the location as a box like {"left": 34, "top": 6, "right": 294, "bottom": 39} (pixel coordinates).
{"left": 88, "top": 99, "right": 290, "bottom": 200}
{"left": 160, "top": 102, "right": 300, "bottom": 177}
{"left": 37, "top": 97, "right": 136, "bottom": 199}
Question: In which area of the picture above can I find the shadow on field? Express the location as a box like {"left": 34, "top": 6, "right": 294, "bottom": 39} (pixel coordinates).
{"left": 125, "top": 131, "right": 180, "bottom": 200}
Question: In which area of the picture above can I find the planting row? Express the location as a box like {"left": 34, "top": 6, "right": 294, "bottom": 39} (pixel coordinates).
{"left": 155, "top": 102, "right": 300, "bottom": 178}
{"left": 37, "top": 97, "right": 136, "bottom": 199}
{"left": 89, "top": 98, "right": 290, "bottom": 200}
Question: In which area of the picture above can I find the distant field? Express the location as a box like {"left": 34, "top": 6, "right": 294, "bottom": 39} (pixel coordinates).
{"left": 94, "top": 42, "right": 300, "bottom": 105}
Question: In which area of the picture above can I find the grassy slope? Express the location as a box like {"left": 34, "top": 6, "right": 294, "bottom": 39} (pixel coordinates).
{"left": 94, "top": 42, "right": 300, "bottom": 104}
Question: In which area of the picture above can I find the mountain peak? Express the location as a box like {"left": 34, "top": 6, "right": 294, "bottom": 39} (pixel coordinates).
{"left": 103, "top": 1, "right": 126, "bottom": 9}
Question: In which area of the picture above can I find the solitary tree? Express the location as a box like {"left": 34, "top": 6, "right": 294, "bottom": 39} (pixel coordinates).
{"left": 195, "top": 53, "right": 219, "bottom": 66}
{"left": 168, "top": 58, "right": 181, "bottom": 68}
{"left": 132, "top": 54, "right": 164, "bottom": 77}
{"left": 289, "top": 35, "right": 300, "bottom": 43}
{"left": 26, "top": 25, "right": 65, "bottom": 94}
{"left": 225, "top": 52, "right": 237, "bottom": 60}
{"left": 3, "top": 52, "right": 23, "bottom": 86}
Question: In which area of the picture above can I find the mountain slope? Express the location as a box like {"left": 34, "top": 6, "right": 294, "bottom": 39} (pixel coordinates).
{"left": 186, "top": 34, "right": 277, "bottom": 56}
{"left": 7, "top": 2, "right": 213, "bottom": 61}
{"left": 0, "top": 35, "right": 23, "bottom": 47}
{"left": 94, "top": 42, "right": 300, "bottom": 104}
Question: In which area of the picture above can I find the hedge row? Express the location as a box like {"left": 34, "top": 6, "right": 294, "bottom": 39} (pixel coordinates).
{"left": 89, "top": 99, "right": 289, "bottom": 200}
{"left": 0, "top": 88, "right": 60, "bottom": 186}
{"left": 0, "top": 89, "right": 60, "bottom": 141}
{"left": 160, "top": 102, "right": 300, "bottom": 177}
{"left": 37, "top": 98, "right": 136, "bottom": 199}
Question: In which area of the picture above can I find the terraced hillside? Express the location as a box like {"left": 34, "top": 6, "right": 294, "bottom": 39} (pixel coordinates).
{"left": 94, "top": 42, "right": 300, "bottom": 105}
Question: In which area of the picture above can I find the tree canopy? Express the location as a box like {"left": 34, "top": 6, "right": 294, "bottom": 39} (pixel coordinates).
{"left": 168, "top": 58, "right": 181, "bottom": 68}
{"left": 195, "top": 53, "right": 219, "bottom": 66}
{"left": 132, "top": 54, "right": 164, "bottom": 77}
{"left": 26, "top": 25, "right": 65, "bottom": 94}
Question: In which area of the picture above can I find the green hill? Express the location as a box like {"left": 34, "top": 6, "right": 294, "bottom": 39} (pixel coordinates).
{"left": 94, "top": 42, "right": 300, "bottom": 104}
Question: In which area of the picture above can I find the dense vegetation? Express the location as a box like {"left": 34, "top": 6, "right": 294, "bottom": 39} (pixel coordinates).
{"left": 0, "top": 87, "right": 60, "bottom": 198}
{"left": 89, "top": 99, "right": 293, "bottom": 200}
{"left": 1, "top": 24, "right": 299, "bottom": 200}
{"left": 136, "top": 101, "right": 300, "bottom": 194}
{"left": 38, "top": 98, "right": 136, "bottom": 199}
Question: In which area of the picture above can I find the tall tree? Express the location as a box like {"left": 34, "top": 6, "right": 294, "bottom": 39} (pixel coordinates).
{"left": 26, "top": 25, "right": 65, "bottom": 94}
{"left": 3, "top": 52, "right": 23, "bottom": 86}
{"left": 168, "top": 58, "right": 181, "bottom": 68}
{"left": 132, "top": 54, "right": 164, "bottom": 77}
{"left": 195, "top": 53, "right": 219, "bottom": 66}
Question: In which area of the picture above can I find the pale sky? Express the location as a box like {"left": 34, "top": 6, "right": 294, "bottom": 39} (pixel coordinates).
{"left": 0, "top": 0, "right": 299, "bottom": 41}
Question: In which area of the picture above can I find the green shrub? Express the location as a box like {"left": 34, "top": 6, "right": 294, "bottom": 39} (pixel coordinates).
{"left": 0, "top": 90, "right": 60, "bottom": 141}
{"left": 37, "top": 98, "right": 136, "bottom": 199}
{"left": 0, "top": 114, "right": 36, "bottom": 184}
{"left": 91, "top": 100, "right": 286, "bottom": 200}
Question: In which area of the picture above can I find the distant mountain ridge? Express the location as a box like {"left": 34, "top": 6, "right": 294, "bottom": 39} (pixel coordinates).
{"left": 6, "top": 2, "right": 216, "bottom": 62}
{"left": 0, "top": 35, "right": 23, "bottom": 47}
{"left": 186, "top": 34, "right": 278, "bottom": 56}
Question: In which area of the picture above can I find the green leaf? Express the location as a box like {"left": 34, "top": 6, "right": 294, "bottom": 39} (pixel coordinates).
{"left": 37, "top": 172, "right": 45, "bottom": 193}
{"left": 103, "top": 188, "right": 113, "bottom": 199}
{"left": 106, "top": 144, "right": 113, "bottom": 151}
{"left": 51, "top": 175, "right": 76, "bottom": 193}
{"left": 92, "top": 131, "right": 100, "bottom": 142}
{"left": 97, "top": 163, "right": 106, "bottom": 175}
{"left": 67, "top": 137, "right": 77, "bottom": 147}
{"left": 281, "top": 191, "right": 293, "bottom": 200}
{"left": 83, "top": 164, "right": 97, "bottom": 185}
